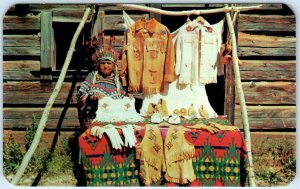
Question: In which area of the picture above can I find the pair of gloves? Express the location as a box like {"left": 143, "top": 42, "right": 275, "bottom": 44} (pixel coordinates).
{"left": 90, "top": 124, "right": 141, "bottom": 149}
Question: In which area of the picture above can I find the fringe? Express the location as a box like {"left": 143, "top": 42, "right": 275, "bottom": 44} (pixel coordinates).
{"left": 165, "top": 174, "right": 196, "bottom": 184}
{"left": 129, "top": 85, "right": 161, "bottom": 95}
{"left": 200, "top": 77, "right": 218, "bottom": 85}
{"left": 139, "top": 173, "right": 162, "bottom": 186}
{"left": 129, "top": 85, "right": 141, "bottom": 93}
{"left": 149, "top": 173, "right": 162, "bottom": 185}
{"left": 143, "top": 86, "right": 160, "bottom": 95}
{"left": 167, "top": 149, "right": 195, "bottom": 163}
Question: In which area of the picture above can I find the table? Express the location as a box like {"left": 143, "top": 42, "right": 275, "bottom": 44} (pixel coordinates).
{"left": 78, "top": 118, "right": 249, "bottom": 186}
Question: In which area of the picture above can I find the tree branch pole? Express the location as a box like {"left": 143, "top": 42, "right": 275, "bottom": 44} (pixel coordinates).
{"left": 116, "top": 4, "right": 261, "bottom": 16}
{"left": 11, "top": 6, "right": 92, "bottom": 185}
{"left": 225, "top": 7, "right": 256, "bottom": 187}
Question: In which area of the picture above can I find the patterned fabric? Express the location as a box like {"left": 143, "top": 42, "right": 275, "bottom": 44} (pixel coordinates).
{"left": 78, "top": 71, "right": 126, "bottom": 100}
{"left": 78, "top": 118, "right": 249, "bottom": 186}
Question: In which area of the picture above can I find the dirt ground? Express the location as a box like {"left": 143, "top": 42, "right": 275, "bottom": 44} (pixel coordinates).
{"left": 5, "top": 170, "right": 77, "bottom": 186}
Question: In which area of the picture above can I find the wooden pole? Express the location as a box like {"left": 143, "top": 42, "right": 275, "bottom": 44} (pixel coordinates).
{"left": 40, "top": 11, "right": 54, "bottom": 81}
{"left": 224, "top": 6, "right": 256, "bottom": 186}
{"left": 11, "top": 6, "right": 92, "bottom": 185}
{"left": 116, "top": 4, "right": 261, "bottom": 16}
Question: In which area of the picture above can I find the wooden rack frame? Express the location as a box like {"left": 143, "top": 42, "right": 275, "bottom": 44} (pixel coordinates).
{"left": 12, "top": 4, "right": 261, "bottom": 186}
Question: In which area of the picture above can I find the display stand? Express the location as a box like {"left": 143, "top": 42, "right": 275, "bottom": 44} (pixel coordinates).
{"left": 12, "top": 4, "right": 261, "bottom": 186}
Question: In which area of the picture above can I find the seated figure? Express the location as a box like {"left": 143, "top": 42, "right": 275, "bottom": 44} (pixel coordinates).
{"left": 77, "top": 36, "right": 126, "bottom": 129}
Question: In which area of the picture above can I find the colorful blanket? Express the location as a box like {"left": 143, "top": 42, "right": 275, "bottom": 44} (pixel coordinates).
{"left": 78, "top": 118, "right": 249, "bottom": 186}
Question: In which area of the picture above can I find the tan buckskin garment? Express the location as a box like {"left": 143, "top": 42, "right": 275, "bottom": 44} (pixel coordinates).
{"left": 121, "top": 18, "right": 175, "bottom": 95}
{"left": 136, "top": 125, "right": 196, "bottom": 186}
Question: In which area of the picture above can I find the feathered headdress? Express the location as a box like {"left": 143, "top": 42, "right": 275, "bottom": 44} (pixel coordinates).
{"left": 85, "top": 31, "right": 122, "bottom": 97}
{"left": 85, "top": 31, "right": 120, "bottom": 63}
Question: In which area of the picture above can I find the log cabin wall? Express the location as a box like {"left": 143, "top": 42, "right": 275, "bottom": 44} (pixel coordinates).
{"left": 3, "top": 4, "right": 296, "bottom": 146}
{"left": 234, "top": 4, "right": 296, "bottom": 131}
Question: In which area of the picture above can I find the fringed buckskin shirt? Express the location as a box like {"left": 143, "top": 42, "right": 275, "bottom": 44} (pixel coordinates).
{"left": 121, "top": 18, "right": 175, "bottom": 95}
{"left": 136, "top": 125, "right": 196, "bottom": 186}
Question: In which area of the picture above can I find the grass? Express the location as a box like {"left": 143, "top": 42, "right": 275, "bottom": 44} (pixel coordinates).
{"left": 3, "top": 115, "right": 77, "bottom": 186}
{"left": 251, "top": 134, "right": 296, "bottom": 186}
{"left": 4, "top": 134, "right": 77, "bottom": 186}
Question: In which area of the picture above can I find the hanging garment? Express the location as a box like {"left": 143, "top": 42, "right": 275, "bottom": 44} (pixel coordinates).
{"left": 93, "top": 96, "right": 144, "bottom": 123}
{"left": 141, "top": 19, "right": 225, "bottom": 118}
{"left": 174, "top": 20, "right": 199, "bottom": 85}
{"left": 121, "top": 14, "right": 218, "bottom": 118}
{"left": 136, "top": 125, "right": 195, "bottom": 186}
{"left": 175, "top": 19, "right": 224, "bottom": 85}
{"left": 121, "top": 18, "right": 175, "bottom": 94}
{"left": 200, "top": 19, "right": 225, "bottom": 81}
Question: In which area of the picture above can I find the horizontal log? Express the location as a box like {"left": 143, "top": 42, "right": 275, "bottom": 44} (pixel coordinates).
{"left": 3, "top": 69, "right": 89, "bottom": 81}
{"left": 52, "top": 8, "right": 93, "bottom": 22}
{"left": 3, "top": 107, "right": 78, "bottom": 120}
{"left": 26, "top": 4, "right": 91, "bottom": 11}
{"left": 3, "top": 60, "right": 40, "bottom": 71}
{"left": 3, "top": 92, "right": 75, "bottom": 104}
{"left": 3, "top": 82, "right": 80, "bottom": 105}
{"left": 239, "top": 60, "right": 296, "bottom": 81}
{"left": 238, "top": 32, "right": 295, "bottom": 48}
{"left": 238, "top": 14, "right": 295, "bottom": 32}
{"left": 104, "top": 14, "right": 149, "bottom": 31}
{"left": 4, "top": 22, "right": 41, "bottom": 30}
{"left": 240, "top": 71, "right": 295, "bottom": 81}
{"left": 3, "top": 46, "right": 40, "bottom": 56}
{"left": 239, "top": 81, "right": 296, "bottom": 105}
{"left": 240, "top": 14, "right": 295, "bottom": 24}
{"left": 235, "top": 105, "right": 296, "bottom": 118}
{"left": 235, "top": 117, "right": 296, "bottom": 130}
{"left": 3, "top": 15, "right": 40, "bottom": 30}
{"left": 3, "top": 119, "right": 80, "bottom": 130}
{"left": 3, "top": 107, "right": 80, "bottom": 129}
{"left": 237, "top": 4, "right": 283, "bottom": 10}
{"left": 234, "top": 105, "right": 296, "bottom": 130}
{"left": 239, "top": 60, "right": 295, "bottom": 71}
{"left": 3, "top": 35, "right": 40, "bottom": 47}
{"left": 238, "top": 46, "right": 295, "bottom": 57}
{"left": 239, "top": 23, "right": 296, "bottom": 33}
{"left": 3, "top": 71, "right": 40, "bottom": 81}
{"left": 3, "top": 81, "right": 79, "bottom": 93}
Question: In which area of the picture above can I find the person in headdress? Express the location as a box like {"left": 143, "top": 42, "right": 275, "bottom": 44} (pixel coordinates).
{"left": 77, "top": 32, "right": 126, "bottom": 129}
